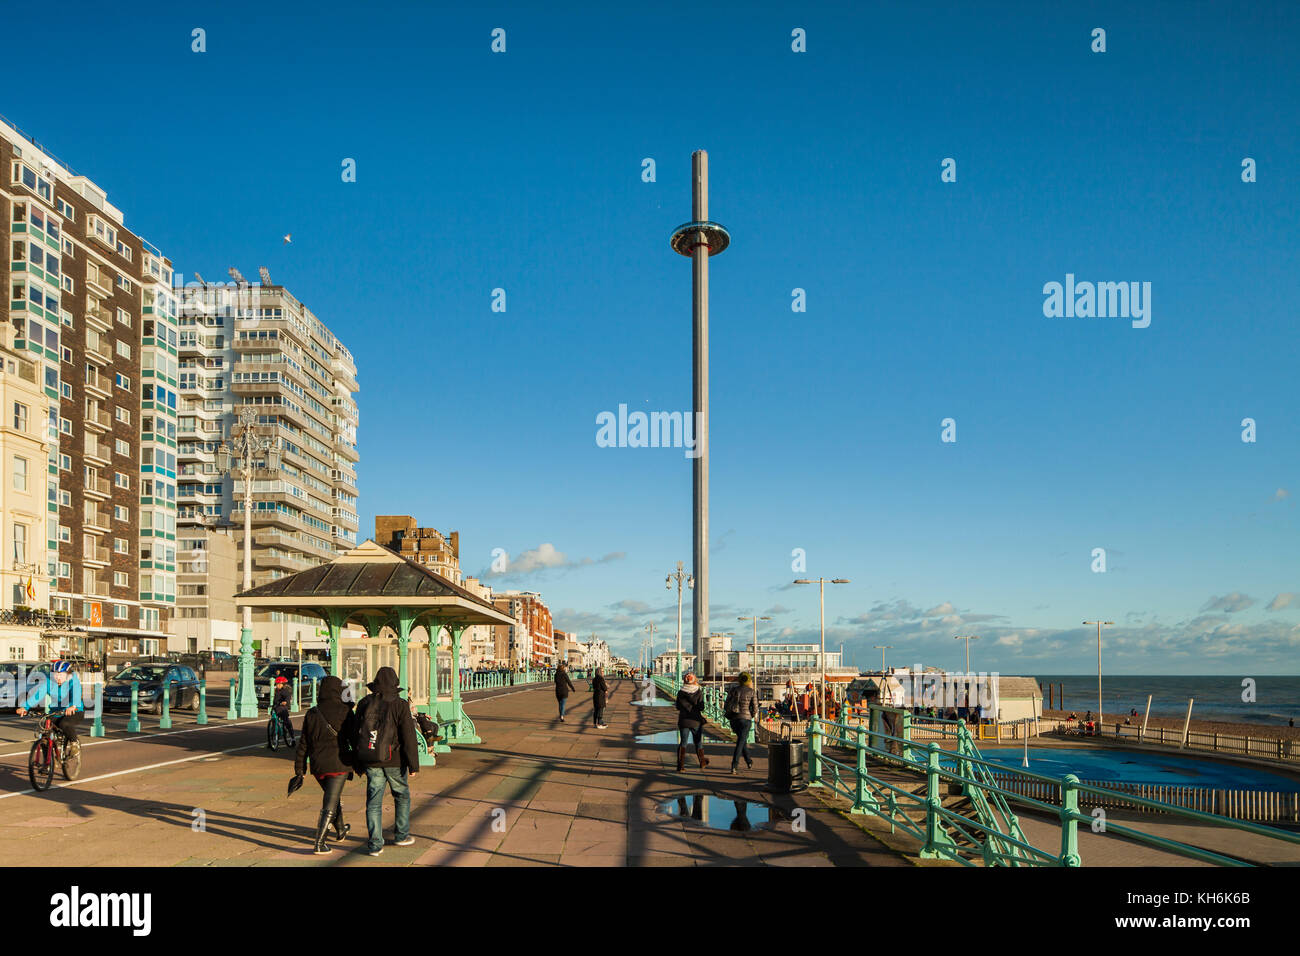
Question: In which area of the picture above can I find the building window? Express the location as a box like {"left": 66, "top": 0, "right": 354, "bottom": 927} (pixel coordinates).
{"left": 12, "top": 457, "right": 27, "bottom": 492}
{"left": 115, "top": 406, "right": 130, "bottom": 425}
{"left": 58, "top": 525, "right": 70, "bottom": 543}
{"left": 114, "top": 604, "right": 129, "bottom": 621}
{"left": 115, "top": 373, "right": 130, "bottom": 391}
{"left": 114, "top": 538, "right": 129, "bottom": 554}
{"left": 115, "top": 472, "right": 129, "bottom": 489}
{"left": 12, "top": 403, "right": 27, "bottom": 432}
{"left": 113, "top": 572, "right": 128, "bottom": 588}
{"left": 113, "top": 505, "right": 129, "bottom": 522}
{"left": 12, "top": 523, "right": 27, "bottom": 566}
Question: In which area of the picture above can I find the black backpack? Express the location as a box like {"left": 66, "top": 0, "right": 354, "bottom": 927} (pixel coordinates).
{"left": 353, "top": 695, "right": 398, "bottom": 765}
{"left": 724, "top": 686, "right": 740, "bottom": 716}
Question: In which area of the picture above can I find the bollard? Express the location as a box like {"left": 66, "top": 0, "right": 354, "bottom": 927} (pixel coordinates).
{"left": 197, "top": 679, "right": 208, "bottom": 725}
{"left": 311, "top": 677, "right": 318, "bottom": 707}
{"left": 126, "top": 680, "right": 141, "bottom": 733}
{"left": 291, "top": 676, "right": 301, "bottom": 713}
{"left": 90, "top": 681, "right": 105, "bottom": 738}
{"left": 808, "top": 717, "right": 823, "bottom": 787}
{"left": 159, "top": 682, "right": 172, "bottom": 730}
{"left": 227, "top": 678, "right": 237, "bottom": 721}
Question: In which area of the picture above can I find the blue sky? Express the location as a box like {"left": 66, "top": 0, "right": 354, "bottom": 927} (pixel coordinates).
{"left": 12, "top": 1, "right": 1299, "bottom": 673}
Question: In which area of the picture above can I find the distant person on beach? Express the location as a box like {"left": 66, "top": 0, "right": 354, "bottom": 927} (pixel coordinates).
{"left": 1290, "top": 718, "right": 1295, "bottom": 728}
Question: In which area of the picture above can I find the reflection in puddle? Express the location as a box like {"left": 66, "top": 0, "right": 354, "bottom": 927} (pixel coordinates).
{"left": 631, "top": 699, "right": 671, "bottom": 706}
{"left": 636, "top": 730, "right": 725, "bottom": 745}
{"left": 659, "top": 793, "right": 789, "bottom": 831}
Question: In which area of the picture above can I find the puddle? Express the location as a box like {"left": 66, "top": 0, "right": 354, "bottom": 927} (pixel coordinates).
{"left": 658, "top": 794, "right": 789, "bottom": 831}
{"left": 631, "top": 699, "right": 671, "bottom": 707}
{"left": 636, "top": 730, "right": 725, "bottom": 745}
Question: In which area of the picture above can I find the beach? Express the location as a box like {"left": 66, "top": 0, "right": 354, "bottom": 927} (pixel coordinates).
{"left": 1043, "top": 708, "right": 1300, "bottom": 743}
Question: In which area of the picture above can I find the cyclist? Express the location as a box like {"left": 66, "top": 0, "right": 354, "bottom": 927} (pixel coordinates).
{"left": 272, "top": 675, "right": 295, "bottom": 745}
{"left": 15, "top": 661, "right": 84, "bottom": 758}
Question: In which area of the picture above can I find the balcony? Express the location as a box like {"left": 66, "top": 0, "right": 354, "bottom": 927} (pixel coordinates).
{"left": 84, "top": 475, "right": 111, "bottom": 498}
{"left": 83, "top": 505, "right": 111, "bottom": 532}
{"left": 85, "top": 335, "right": 113, "bottom": 365}
{"left": 84, "top": 299, "right": 112, "bottom": 332}
{"left": 83, "top": 545, "right": 111, "bottom": 565}
{"left": 84, "top": 268, "right": 113, "bottom": 297}
{"left": 83, "top": 406, "right": 112, "bottom": 432}
{"left": 84, "top": 435, "right": 112, "bottom": 464}
{"left": 83, "top": 375, "right": 111, "bottom": 400}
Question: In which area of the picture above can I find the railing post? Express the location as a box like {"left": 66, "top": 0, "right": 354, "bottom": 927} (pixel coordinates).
{"left": 920, "top": 743, "right": 955, "bottom": 859}
{"left": 291, "top": 676, "right": 301, "bottom": 713}
{"left": 808, "top": 717, "right": 823, "bottom": 787}
{"left": 1058, "top": 774, "right": 1082, "bottom": 866}
{"left": 196, "top": 679, "right": 208, "bottom": 725}
{"left": 159, "top": 682, "right": 172, "bottom": 730}
{"left": 901, "top": 709, "right": 915, "bottom": 762}
{"left": 311, "top": 677, "right": 319, "bottom": 707}
{"left": 852, "top": 721, "right": 875, "bottom": 813}
{"left": 126, "top": 680, "right": 141, "bottom": 733}
{"left": 227, "top": 678, "right": 238, "bottom": 720}
{"left": 90, "top": 682, "right": 105, "bottom": 738}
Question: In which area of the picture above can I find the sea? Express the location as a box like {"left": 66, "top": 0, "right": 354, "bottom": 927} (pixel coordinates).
{"left": 1034, "top": 675, "right": 1300, "bottom": 726}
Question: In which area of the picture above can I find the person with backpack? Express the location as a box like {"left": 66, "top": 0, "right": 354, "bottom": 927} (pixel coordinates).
{"left": 352, "top": 666, "right": 420, "bottom": 857}
{"left": 555, "top": 662, "right": 576, "bottom": 722}
{"left": 591, "top": 666, "right": 609, "bottom": 729}
{"left": 675, "top": 672, "right": 708, "bottom": 772}
{"left": 724, "top": 672, "right": 758, "bottom": 774}
{"left": 293, "top": 675, "right": 357, "bottom": 854}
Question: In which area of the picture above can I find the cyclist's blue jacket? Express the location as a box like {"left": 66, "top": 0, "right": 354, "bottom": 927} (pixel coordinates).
{"left": 21, "top": 673, "right": 84, "bottom": 712}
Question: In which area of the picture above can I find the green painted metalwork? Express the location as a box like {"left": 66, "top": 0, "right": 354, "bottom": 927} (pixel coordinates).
{"left": 196, "top": 680, "right": 208, "bottom": 725}
{"left": 290, "top": 677, "right": 301, "bottom": 714}
{"left": 89, "top": 683, "right": 105, "bottom": 738}
{"left": 159, "top": 683, "right": 172, "bottom": 730}
{"left": 126, "top": 681, "right": 141, "bottom": 733}
{"left": 226, "top": 679, "right": 237, "bottom": 720}
{"left": 310, "top": 677, "right": 318, "bottom": 708}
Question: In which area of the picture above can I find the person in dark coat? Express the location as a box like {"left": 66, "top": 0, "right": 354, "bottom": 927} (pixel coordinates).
{"left": 353, "top": 666, "right": 420, "bottom": 857}
{"left": 675, "top": 672, "right": 708, "bottom": 772}
{"left": 555, "top": 662, "right": 576, "bottom": 722}
{"left": 591, "top": 666, "right": 610, "bottom": 729}
{"left": 293, "top": 675, "right": 357, "bottom": 854}
{"left": 272, "top": 676, "right": 295, "bottom": 745}
{"left": 724, "top": 672, "right": 758, "bottom": 774}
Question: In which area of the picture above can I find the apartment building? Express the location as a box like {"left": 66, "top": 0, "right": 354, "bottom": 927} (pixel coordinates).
{"left": 171, "top": 525, "right": 239, "bottom": 653}
{"left": 0, "top": 322, "right": 54, "bottom": 659}
{"left": 491, "top": 590, "right": 554, "bottom": 666}
{"left": 174, "top": 278, "right": 359, "bottom": 657}
{"left": 374, "top": 515, "right": 461, "bottom": 583}
{"left": 2, "top": 116, "right": 173, "bottom": 667}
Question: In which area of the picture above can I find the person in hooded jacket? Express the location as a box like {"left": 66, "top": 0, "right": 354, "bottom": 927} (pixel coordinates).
{"left": 675, "top": 672, "right": 709, "bottom": 772}
{"left": 293, "top": 675, "right": 357, "bottom": 854}
{"left": 591, "top": 666, "right": 610, "bottom": 729}
{"left": 555, "top": 662, "right": 576, "bottom": 722}
{"left": 353, "top": 666, "right": 420, "bottom": 857}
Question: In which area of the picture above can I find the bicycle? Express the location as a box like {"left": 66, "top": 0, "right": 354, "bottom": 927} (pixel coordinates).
{"left": 27, "top": 711, "right": 81, "bottom": 791}
{"left": 266, "top": 709, "right": 293, "bottom": 750}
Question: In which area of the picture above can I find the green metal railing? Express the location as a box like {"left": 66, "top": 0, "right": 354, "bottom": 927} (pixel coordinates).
{"left": 806, "top": 712, "right": 1300, "bottom": 867}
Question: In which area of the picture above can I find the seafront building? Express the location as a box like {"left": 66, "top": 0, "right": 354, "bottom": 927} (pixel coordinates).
{"left": 2, "top": 116, "right": 176, "bottom": 668}
{"left": 172, "top": 278, "right": 360, "bottom": 658}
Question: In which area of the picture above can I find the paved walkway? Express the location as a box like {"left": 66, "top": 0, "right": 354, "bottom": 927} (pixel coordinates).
{"left": 0, "top": 680, "right": 908, "bottom": 867}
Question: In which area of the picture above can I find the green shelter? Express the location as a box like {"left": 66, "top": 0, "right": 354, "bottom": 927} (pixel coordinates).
{"left": 235, "top": 539, "right": 516, "bottom": 766}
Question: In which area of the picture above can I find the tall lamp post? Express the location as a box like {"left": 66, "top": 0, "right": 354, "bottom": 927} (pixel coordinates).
{"left": 873, "top": 644, "right": 892, "bottom": 675}
{"left": 666, "top": 562, "right": 693, "bottom": 684}
{"left": 219, "top": 405, "right": 281, "bottom": 719}
{"left": 793, "top": 577, "right": 850, "bottom": 719}
{"left": 737, "top": 614, "right": 770, "bottom": 680}
{"left": 954, "top": 634, "right": 980, "bottom": 674}
{"left": 643, "top": 622, "right": 657, "bottom": 675}
{"left": 1082, "top": 621, "right": 1113, "bottom": 731}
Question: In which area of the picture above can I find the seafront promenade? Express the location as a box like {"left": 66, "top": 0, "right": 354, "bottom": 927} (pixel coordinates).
{"left": 2, "top": 679, "right": 1297, "bottom": 867}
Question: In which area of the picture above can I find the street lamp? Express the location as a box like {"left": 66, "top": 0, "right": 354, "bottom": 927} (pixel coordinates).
{"left": 954, "top": 634, "right": 980, "bottom": 674}
{"left": 1082, "top": 621, "right": 1113, "bottom": 732}
{"left": 666, "top": 562, "right": 693, "bottom": 685}
{"left": 643, "top": 622, "right": 657, "bottom": 675}
{"left": 873, "top": 644, "right": 892, "bottom": 675}
{"left": 793, "top": 577, "right": 850, "bottom": 719}
{"left": 218, "top": 405, "right": 281, "bottom": 718}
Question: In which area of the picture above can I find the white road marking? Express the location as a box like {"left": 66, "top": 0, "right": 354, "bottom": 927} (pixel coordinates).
{"left": 0, "top": 740, "right": 269, "bottom": 800}
{"left": 0, "top": 717, "right": 265, "bottom": 758}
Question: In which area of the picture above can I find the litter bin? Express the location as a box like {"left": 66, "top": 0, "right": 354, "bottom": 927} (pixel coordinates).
{"left": 765, "top": 723, "right": 806, "bottom": 792}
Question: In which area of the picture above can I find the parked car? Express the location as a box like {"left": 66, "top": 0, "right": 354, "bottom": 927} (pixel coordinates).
{"left": 252, "top": 662, "right": 328, "bottom": 703}
{"left": 102, "top": 663, "right": 202, "bottom": 713}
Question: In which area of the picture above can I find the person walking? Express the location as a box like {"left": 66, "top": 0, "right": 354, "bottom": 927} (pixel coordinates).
{"left": 675, "top": 672, "right": 708, "bottom": 772}
{"left": 592, "top": 666, "right": 610, "bottom": 729}
{"left": 555, "top": 661, "right": 576, "bottom": 722}
{"left": 724, "top": 672, "right": 757, "bottom": 774}
{"left": 272, "top": 675, "right": 296, "bottom": 746}
{"left": 293, "top": 675, "right": 357, "bottom": 854}
{"left": 352, "top": 666, "right": 420, "bottom": 857}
